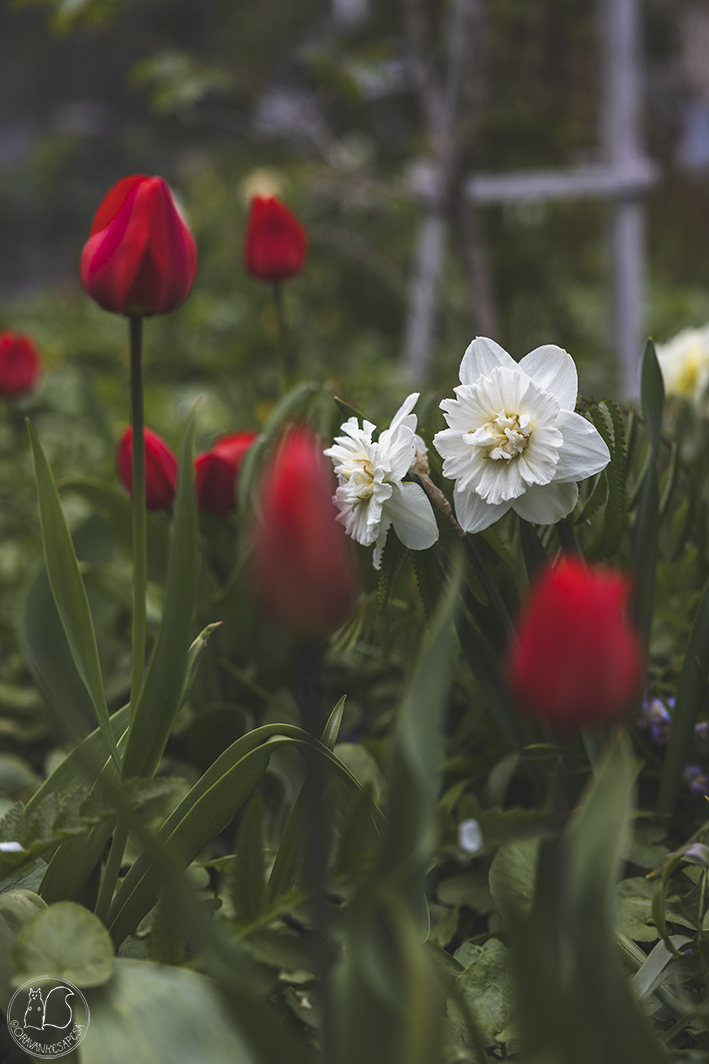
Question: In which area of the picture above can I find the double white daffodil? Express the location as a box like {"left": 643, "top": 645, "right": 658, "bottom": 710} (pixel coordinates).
{"left": 433, "top": 337, "right": 610, "bottom": 532}
{"left": 324, "top": 393, "right": 439, "bottom": 568}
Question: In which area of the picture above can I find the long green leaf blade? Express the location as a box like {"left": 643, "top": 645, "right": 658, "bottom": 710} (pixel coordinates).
{"left": 27, "top": 421, "right": 119, "bottom": 769}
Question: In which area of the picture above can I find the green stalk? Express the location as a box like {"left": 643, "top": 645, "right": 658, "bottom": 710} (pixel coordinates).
{"left": 95, "top": 820, "right": 128, "bottom": 924}
{"left": 273, "top": 281, "right": 288, "bottom": 395}
{"left": 129, "top": 314, "right": 147, "bottom": 722}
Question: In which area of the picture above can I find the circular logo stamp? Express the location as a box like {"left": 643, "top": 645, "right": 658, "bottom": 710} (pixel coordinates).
{"left": 5, "top": 976, "right": 90, "bottom": 1060}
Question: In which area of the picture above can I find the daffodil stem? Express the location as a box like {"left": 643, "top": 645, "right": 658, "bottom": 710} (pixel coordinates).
{"left": 273, "top": 282, "right": 289, "bottom": 395}
{"left": 129, "top": 314, "right": 147, "bottom": 723}
{"left": 95, "top": 819, "right": 128, "bottom": 925}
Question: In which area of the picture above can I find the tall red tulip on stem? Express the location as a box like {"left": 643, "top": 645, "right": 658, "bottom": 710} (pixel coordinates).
{"left": 507, "top": 555, "right": 644, "bottom": 728}
{"left": 81, "top": 174, "right": 197, "bottom": 923}
{"left": 244, "top": 196, "right": 307, "bottom": 394}
{"left": 252, "top": 426, "right": 358, "bottom": 637}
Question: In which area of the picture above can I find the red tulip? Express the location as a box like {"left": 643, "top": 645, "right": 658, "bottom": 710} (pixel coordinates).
{"left": 252, "top": 426, "right": 358, "bottom": 636}
{"left": 195, "top": 431, "right": 257, "bottom": 514}
{"left": 81, "top": 175, "right": 197, "bottom": 316}
{"left": 244, "top": 196, "right": 307, "bottom": 283}
{"left": 0, "top": 331, "right": 42, "bottom": 398}
{"left": 117, "top": 426, "right": 178, "bottom": 510}
{"left": 507, "top": 556, "right": 644, "bottom": 727}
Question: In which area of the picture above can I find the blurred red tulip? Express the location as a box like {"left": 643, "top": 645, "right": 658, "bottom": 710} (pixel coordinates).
{"left": 508, "top": 555, "right": 644, "bottom": 727}
{"left": 117, "top": 426, "right": 178, "bottom": 510}
{"left": 0, "top": 331, "right": 42, "bottom": 398}
{"left": 81, "top": 175, "right": 197, "bottom": 316}
{"left": 195, "top": 431, "right": 257, "bottom": 514}
{"left": 244, "top": 196, "right": 307, "bottom": 283}
{"left": 252, "top": 426, "right": 358, "bottom": 636}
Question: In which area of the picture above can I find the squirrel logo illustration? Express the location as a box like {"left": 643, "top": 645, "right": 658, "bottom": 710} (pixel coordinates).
{"left": 22, "top": 985, "right": 74, "bottom": 1031}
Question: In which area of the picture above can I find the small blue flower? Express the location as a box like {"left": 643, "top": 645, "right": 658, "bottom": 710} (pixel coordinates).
{"left": 637, "top": 697, "right": 672, "bottom": 747}
{"left": 683, "top": 764, "right": 709, "bottom": 798}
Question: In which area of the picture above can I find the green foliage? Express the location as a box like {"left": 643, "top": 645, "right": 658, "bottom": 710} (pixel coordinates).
{"left": 11, "top": 899, "right": 114, "bottom": 986}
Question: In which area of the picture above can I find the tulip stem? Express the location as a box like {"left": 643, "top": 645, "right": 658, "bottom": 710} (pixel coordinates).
{"left": 273, "top": 282, "right": 289, "bottom": 395}
{"left": 95, "top": 819, "right": 128, "bottom": 924}
{"left": 129, "top": 314, "right": 147, "bottom": 722}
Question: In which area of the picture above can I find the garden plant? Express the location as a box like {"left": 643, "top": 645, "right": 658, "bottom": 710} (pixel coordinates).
{"left": 2, "top": 161, "right": 709, "bottom": 1064}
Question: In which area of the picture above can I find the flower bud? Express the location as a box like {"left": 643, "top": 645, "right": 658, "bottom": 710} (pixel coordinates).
{"left": 252, "top": 426, "right": 358, "bottom": 636}
{"left": 195, "top": 431, "right": 257, "bottom": 514}
{"left": 81, "top": 175, "right": 197, "bottom": 316}
{"left": 507, "top": 555, "right": 644, "bottom": 727}
{"left": 244, "top": 196, "right": 307, "bottom": 283}
{"left": 117, "top": 426, "right": 178, "bottom": 510}
{"left": 0, "top": 331, "right": 42, "bottom": 398}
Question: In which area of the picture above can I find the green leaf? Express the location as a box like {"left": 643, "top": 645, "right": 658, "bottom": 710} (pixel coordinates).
{"left": 229, "top": 794, "right": 266, "bottom": 926}
{"left": 447, "top": 938, "right": 516, "bottom": 1048}
{"left": 411, "top": 548, "right": 442, "bottom": 622}
{"left": 11, "top": 900, "right": 114, "bottom": 987}
{"left": 614, "top": 877, "right": 659, "bottom": 943}
{"left": 334, "top": 395, "right": 366, "bottom": 422}
{"left": 0, "top": 890, "right": 48, "bottom": 1010}
{"left": 630, "top": 934, "right": 691, "bottom": 1001}
{"left": 108, "top": 724, "right": 367, "bottom": 945}
{"left": 518, "top": 518, "right": 548, "bottom": 583}
{"left": 488, "top": 839, "right": 539, "bottom": 923}
{"left": 238, "top": 380, "right": 320, "bottom": 512}
{"left": 121, "top": 411, "right": 200, "bottom": 778}
{"left": 658, "top": 575, "right": 709, "bottom": 820}
{"left": 80, "top": 959, "right": 259, "bottom": 1064}
{"left": 631, "top": 462, "right": 659, "bottom": 648}
{"left": 27, "top": 423, "right": 119, "bottom": 766}
{"left": 377, "top": 530, "right": 409, "bottom": 613}
{"left": 641, "top": 339, "right": 665, "bottom": 457}
{"left": 266, "top": 697, "right": 351, "bottom": 902}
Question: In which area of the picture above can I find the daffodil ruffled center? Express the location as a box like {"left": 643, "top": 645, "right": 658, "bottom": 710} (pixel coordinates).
{"left": 468, "top": 409, "right": 532, "bottom": 461}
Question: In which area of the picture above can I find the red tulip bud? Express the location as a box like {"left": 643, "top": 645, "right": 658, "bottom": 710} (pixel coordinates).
{"left": 0, "top": 331, "right": 42, "bottom": 398}
{"left": 117, "top": 426, "right": 178, "bottom": 510}
{"left": 252, "top": 426, "right": 358, "bottom": 636}
{"left": 195, "top": 431, "right": 257, "bottom": 514}
{"left": 244, "top": 196, "right": 307, "bottom": 283}
{"left": 507, "top": 555, "right": 644, "bottom": 727}
{"left": 81, "top": 175, "right": 197, "bottom": 316}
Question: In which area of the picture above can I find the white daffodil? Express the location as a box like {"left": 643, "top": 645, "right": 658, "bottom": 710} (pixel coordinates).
{"left": 656, "top": 326, "right": 709, "bottom": 407}
{"left": 433, "top": 337, "right": 610, "bottom": 533}
{"left": 324, "top": 393, "right": 439, "bottom": 568}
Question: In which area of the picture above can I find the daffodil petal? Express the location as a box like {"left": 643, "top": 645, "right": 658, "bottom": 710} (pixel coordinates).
{"left": 454, "top": 488, "right": 512, "bottom": 533}
{"left": 385, "top": 482, "right": 439, "bottom": 550}
{"left": 518, "top": 345, "right": 578, "bottom": 411}
{"left": 512, "top": 480, "right": 578, "bottom": 524}
{"left": 553, "top": 411, "right": 611, "bottom": 482}
{"left": 459, "top": 336, "right": 517, "bottom": 386}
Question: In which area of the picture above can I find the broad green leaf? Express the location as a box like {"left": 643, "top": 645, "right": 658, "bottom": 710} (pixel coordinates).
{"left": 488, "top": 839, "right": 539, "bottom": 923}
{"left": 11, "top": 900, "right": 114, "bottom": 987}
{"left": 447, "top": 938, "right": 516, "bottom": 1048}
{"left": 121, "top": 411, "right": 200, "bottom": 778}
{"left": 630, "top": 934, "right": 691, "bottom": 1001}
{"left": 0, "top": 890, "right": 48, "bottom": 1010}
{"left": 641, "top": 339, "right": 665, "bottom": 457}
{"left": 80, "top": 959, "right": 258, "bottom": 1064}
{"left": 614, "top": 877, "right": 659, "bottom": 943}
{"left": 658, "top": 576, "right": 709, "bottom": 820}
{"left": 27, "top": 421, "right": 119, "bottom": 768}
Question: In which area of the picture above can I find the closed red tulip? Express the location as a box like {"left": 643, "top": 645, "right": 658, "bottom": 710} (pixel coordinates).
{"left": 0, "top": 331, "right": 42, "bottom": 398}
{"left": 252, "top": 426, "right": 358, "bottom": 636}
{"left": 244, "top": 196, "right": 307, "bottom": 283}
{"left": 195, "top": 431, "right": 257, "bottom": 514}
{"left": 507, "top": 556, "right": 644, "bottom": 727}
{"left": 117, "top": 426, "right": 178, "bottom": 510}
{"left": 81, "top": 175, "right": 197, "bottom": 316}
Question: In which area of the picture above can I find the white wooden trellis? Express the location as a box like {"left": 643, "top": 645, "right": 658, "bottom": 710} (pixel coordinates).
{"left": 403, "top": 0, "right": 658, "bottom": 398}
